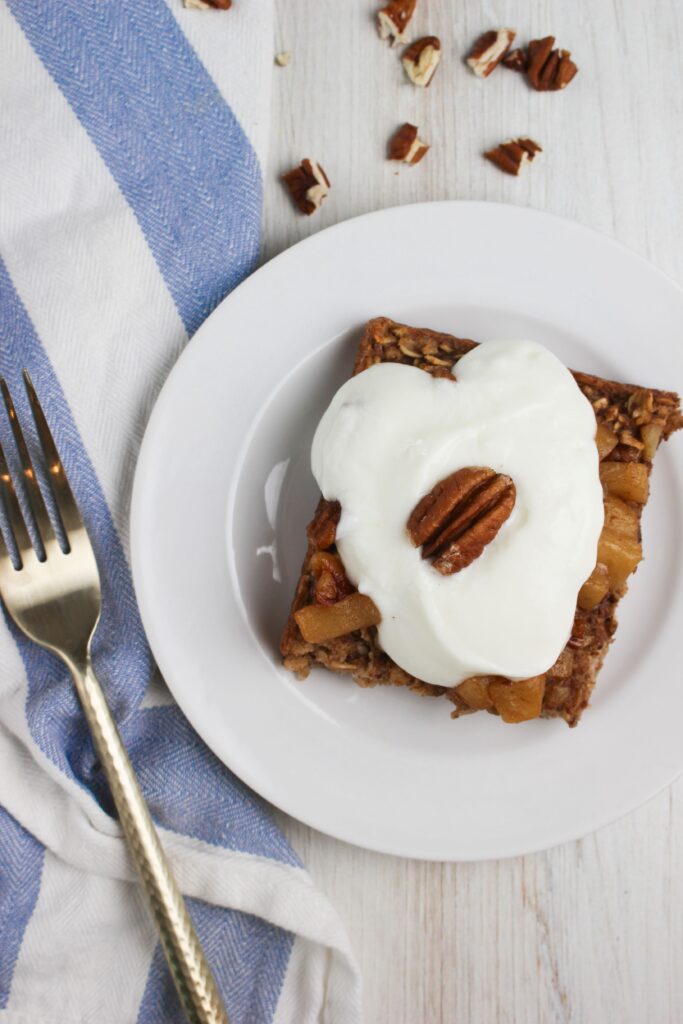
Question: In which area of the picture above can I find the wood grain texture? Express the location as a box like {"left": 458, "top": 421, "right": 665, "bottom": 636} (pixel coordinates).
{"left": 263, "top": 3, "right": 683, "bottom": 1022}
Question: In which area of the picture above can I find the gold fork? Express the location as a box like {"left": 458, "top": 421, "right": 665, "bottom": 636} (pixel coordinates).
{"left": 0, "top": 372, "right": 230, "bottom": 1024}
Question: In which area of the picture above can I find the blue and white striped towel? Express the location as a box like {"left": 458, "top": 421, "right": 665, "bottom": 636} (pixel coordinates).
{"left": 0, "top": 2, "right": 361, "bottom": 1021}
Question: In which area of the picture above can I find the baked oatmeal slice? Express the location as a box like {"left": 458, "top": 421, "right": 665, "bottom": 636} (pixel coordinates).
{"left": 281, "top": 318, "right": 683, "bottom": 726}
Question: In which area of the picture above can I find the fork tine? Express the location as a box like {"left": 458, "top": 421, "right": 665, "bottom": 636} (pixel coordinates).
{"left": 23, "top": 371, "right": 83, "bottom": 542}
{"left": 0, "top": 512, "right": 10, "bottom": 565}
{"left": 0, "top": 436, "right": 34, "bottom": 565}
{"left": 0, "top": 378, "right": 56, "bottom": 550}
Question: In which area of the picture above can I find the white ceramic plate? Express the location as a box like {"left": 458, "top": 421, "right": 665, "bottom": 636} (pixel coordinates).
{"left": 131, "top": 202, "right": 683, "bottom": 861}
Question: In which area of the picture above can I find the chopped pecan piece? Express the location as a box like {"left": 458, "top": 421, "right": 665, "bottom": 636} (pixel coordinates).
{"left": 387, "top": 123, "right": 430, "bottom": 164}
{"left": 484, "top": 137, "right": 542, "bottom": 176}
{"left": 502, "top": 47, "right": 527, "bottom": 72}
{"left": 407, "top": 466, "right": 516, "bottom": 575}
{"left": 627, "top": 389, "right": 654, "bottom": 426}
{"left": 548, "top": 649, "right": 574, "bottom": 680}
{"left": 307, "top": 499, "right": 341, "bottom": 550}
{"left": 402, "top": 36, "right": 441, "bottom": 87}
{"left": 526, "top": 36, "right": 578, "bottom": 91}
{"left": 466, "top": 29, "right": 516, "bottom": 77}
{"left": 282, "top": 159, "right": 331, "bottom": 215}
{"left": 310, "top": 551, "right": 355, "bottom": 605}
{"left": 183, "top": 0, "right": 232, "bottom": 8}
{"left": 377, "top": 0, "right": 417, "bottom": 46}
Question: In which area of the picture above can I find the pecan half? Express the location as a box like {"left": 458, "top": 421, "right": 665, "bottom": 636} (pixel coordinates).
{"left": 526, "top": 36, "right": 578, "bottom": 91}
{"left": 466, "top": 29, "right": 516, "bottom": 78}
{"left": 407, "top": 466, "right": 516, "bottom": 575}
{"left": 282, "top": 159, "right": 331, "bottom": 215}
{"left": 402, "top": 36, "right": 441, "bottom": 87}
{"left": 387, "top": 123, "right": 430, "bottom": 164}
{"left": 502, "top": 47, "right": 527, "bottom": 72}
{"left": 377, "top": 0, "right": 417, "bottom": 46}
{"left": 484, "top": 137, "right": 542, "bottom": 175}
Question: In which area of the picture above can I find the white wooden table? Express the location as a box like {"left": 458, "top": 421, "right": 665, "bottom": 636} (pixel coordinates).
{"left": 263, "top": 3, "right": 683, "bottom": 1021}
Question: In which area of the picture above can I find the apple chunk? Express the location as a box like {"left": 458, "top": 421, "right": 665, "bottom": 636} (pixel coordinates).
{"left": 599, "top": 461, "right": 649, "bottom": 504}
{"left": 597, "top": 495, "right": 642, "bottom": 589}
{"left": 295, "top": 593, "right": 381, "bottom": 643}
{"left": 578, "top": 563, "right": 610, "bottom": 610}
{"left": 455, "top": 676, "right": 495, "bottom": 711}
{"left": 489, "top": 675, "right": 545, "bottom": 723}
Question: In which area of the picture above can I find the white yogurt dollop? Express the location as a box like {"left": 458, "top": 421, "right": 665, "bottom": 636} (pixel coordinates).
{"left": 311, "top": 340, "right": 604, "bottom": 686}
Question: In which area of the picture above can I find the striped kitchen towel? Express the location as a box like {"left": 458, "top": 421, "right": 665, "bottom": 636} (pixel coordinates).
{"left": 0, "top": 2, "right": 361, "bottom": 1022}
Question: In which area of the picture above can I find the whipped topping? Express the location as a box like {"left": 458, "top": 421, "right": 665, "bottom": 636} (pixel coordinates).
{"left": 311, "top": 340, "right": 604, "bottom": 687}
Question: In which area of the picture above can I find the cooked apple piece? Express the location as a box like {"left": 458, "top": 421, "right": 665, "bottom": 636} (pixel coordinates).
{"left": 295, "top": 593, "right": 381, "bottom": 643}
{"left": 599, "top": 461, "right": 649, "bottom": 504}
{"left": 489, "top": 675, "right": 545, "bottom": 723}
{"left": 641, "top": 423, "right": 663, "bottom": 461}
{"left": 596, "top": 423, "right": 618, "bottom": 460}
{"left": 599, "top": 495, "right": 642, "bottom": 587}
{"left": 598, "top": 535, "right": 642, "bottom": 589}
{"left": 598, "top": 500, "right": 642, "bottom": 589}
{"left": 603, "top": 494, "right": 640, "bottom": 540}
{"left": 578, "top": 562, "right": 610, "bottom": 610}
{"left": 456, "top": 676, "right": 495, "bottom": 710}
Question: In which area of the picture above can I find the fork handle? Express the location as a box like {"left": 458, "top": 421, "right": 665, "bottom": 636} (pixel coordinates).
{"left": 69, "top": 654, "right": 230, "bottom": 1024}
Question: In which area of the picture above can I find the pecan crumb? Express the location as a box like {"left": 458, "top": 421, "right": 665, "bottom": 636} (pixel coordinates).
{"left": 527, "top": 36, "right": 578, "bottom": 91}
{"left": 502, "top": 47, "right": 527, "bottom": 72}
{"left": 282, "top": 159, "right": 331, "bottom": 215}
{"left": 484, "top": 137, "right": 542, "bottom": 176}
{"left": 387, "top": 123, "right": 429, "bottom": 165}
{"left": 402, "top": 36, "right": 441, "bottom": 87}
{"left": 377, "top": 0, "right": 417, "bottom": 47}
{"left": 466, "top": 29, "right": 516, "bottom": 78}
